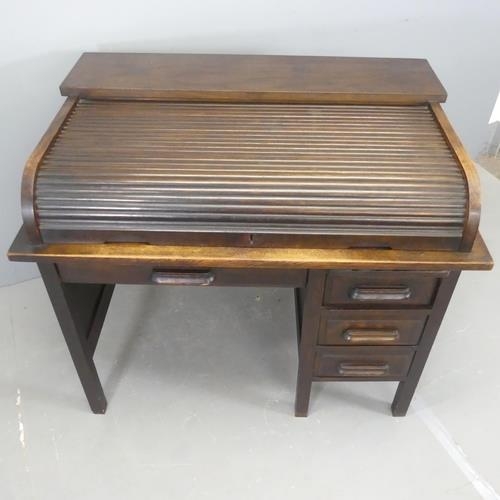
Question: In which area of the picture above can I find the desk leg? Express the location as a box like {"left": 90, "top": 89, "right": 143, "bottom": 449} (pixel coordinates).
{"left": 391, "top": 271, "right": 460, "bottom": 416}
{"left": 38, "top": 263, "right": 114, "bottom": 414}
{"left": 295, "top": 270, "right": 326, "bottom": 417}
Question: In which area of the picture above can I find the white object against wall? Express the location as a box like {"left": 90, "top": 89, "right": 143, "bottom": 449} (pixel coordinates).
{"left": 489, "top": 91, "right": 500, "bottom": 125}
{"left": 1, "top": 0, "right": 500, "bottom": 285}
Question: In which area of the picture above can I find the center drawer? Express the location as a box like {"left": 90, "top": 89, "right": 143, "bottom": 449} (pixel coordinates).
{"left": 318, "top": 309, "right": 428, "bottom": 346}
{"left": 57, "top": 262, "right": 307, "bottom": 287}
{"left": 324, "top": 270, "right": 445, "bottom": 307}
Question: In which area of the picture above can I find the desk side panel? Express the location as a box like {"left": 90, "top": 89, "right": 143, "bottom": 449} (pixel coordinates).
{"left": 21, "top": 98, "right": 78, "bottom": 243}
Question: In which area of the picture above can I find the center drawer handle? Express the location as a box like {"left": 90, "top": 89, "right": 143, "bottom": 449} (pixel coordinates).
{"left": 343, "top": 329, "right": 400, "bottom": 343}
{"left": 337, "top": 362, "right": 390, "bottom": 377}
{"left": 349, "top": 286, "right": 411, "bottom": 301}
{"left": 151, "top": 270, "right": 215, "bottom": 286}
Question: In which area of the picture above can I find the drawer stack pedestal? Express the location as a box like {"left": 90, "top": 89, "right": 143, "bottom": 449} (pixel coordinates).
{"left": 296, "top": 270, "right": 460, "bottom": 416}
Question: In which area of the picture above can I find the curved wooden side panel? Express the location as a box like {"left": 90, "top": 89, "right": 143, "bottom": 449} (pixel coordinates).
{"left": 430, "top": 103, "right": 481, "bottom": 251}
{"left": 21, "top": 97, "right": 78, "bottom": 243}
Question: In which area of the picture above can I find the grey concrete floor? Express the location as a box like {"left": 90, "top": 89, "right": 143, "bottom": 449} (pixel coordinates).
{"left": 1, "top": 167, "right": 500, "bottom": 500}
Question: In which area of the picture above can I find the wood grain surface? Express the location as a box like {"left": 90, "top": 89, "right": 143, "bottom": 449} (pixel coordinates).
{"left": 21, "top": 98, "right": 78, "bottom": 243}
{"left": 60, "top": 53, "right": 447, "bottom": 104}
{"left": 8, "top": 226, "right": 493, "bottom": 270}
{"left": 430, "top": 103, "right": 481, "bottom": 251}
{"left": 31, "top": 100, "right": 469, "bottom": 249}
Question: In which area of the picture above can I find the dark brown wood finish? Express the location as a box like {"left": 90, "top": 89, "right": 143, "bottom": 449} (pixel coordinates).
{"left": 21, "top": 98, "right": 78, "bottom": 243}
{"left": 430, "top": 103, "right": 481, "bottom": 252}
{"left": 37, "top": 230, "right": 465, "bottom": 252}
{"left": 60, "top": 53, "right": 447, "bottom": 104}
{"left": 57, "top": 262, "right": 307, "bottom": 287}
{"left": 29, "top": 100, "right": 470, "bottom": 251}
{"left": 37, "top": 263, "right": 108, "bottom": 413}
{"left": 7, "top": 54, "right": 494, "bottom": 417}
{"left": 11, "top": 237, "right": 488, "bottom": 414}
{"left": 318, "top": 309, "right": 428, "bottom": 346}
{"left": 314, "top": 346, "right": 415, "bottom": 380}
{"left": 295, "top": 270, "right": 326, "bottom": 417}
{"left": 324, "top": 270, "right": 444, "bottom": 307}
{"left": 8, "top": 226, "right": 493, "bottom": 271}
{"left": 391, "top": 271, "right": 461, "bottom": 416}
{"left": 22, "top": 56, "right": 479, "bottom": 252}
{"left": 87, "top": 284, "right": 115, "bottom": 356}
{"left": 294, "top": 287, "right": 304, "bottom": 346}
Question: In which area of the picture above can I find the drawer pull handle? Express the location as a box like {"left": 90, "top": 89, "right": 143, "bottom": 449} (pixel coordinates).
{"left": 338, "top": 362, "right": 390, "bottom": 377}
{"left": 349, "top": 286, "right": 411, "bottom": 301}
{"left": 343, "top": 329, "right": 400, "bottom": 343}
{"left": 151, "top": 271, "right": 215, "bottom": 286}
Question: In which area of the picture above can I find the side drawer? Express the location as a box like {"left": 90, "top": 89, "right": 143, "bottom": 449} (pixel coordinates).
{"left": 314, "top": 346, "right": 415, "bottom": 380}
{"left": 324, "top": 270, "right": 445, "bottom": 307}
{"left": 57, "top": 262, "right": 307, "bottom": 287}
{"left": 318, "top": 309, "right": 428, "bottom": 346}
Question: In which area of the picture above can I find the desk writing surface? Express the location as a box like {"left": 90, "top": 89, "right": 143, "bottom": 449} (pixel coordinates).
{"left": 8, "top": 227, "right": 493, "bottom": 271}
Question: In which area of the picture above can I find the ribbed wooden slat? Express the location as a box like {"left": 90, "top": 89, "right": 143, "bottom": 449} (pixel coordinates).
{"left": 35, "top": 100, "right": 467, "bottom": 240}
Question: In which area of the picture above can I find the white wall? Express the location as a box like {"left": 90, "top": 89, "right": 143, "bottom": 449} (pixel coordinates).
{"left": 2, "top": 0, "right": 500, "bottom": 285}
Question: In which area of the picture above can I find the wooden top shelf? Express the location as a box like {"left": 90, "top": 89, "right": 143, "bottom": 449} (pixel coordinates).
{"left": 60, "top": 53, "right": 447, "bottom": 104}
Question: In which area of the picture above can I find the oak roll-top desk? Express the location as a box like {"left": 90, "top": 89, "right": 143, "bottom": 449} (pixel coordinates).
{"left": 8, "top": 53, "right": 493, "bottom": 416}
